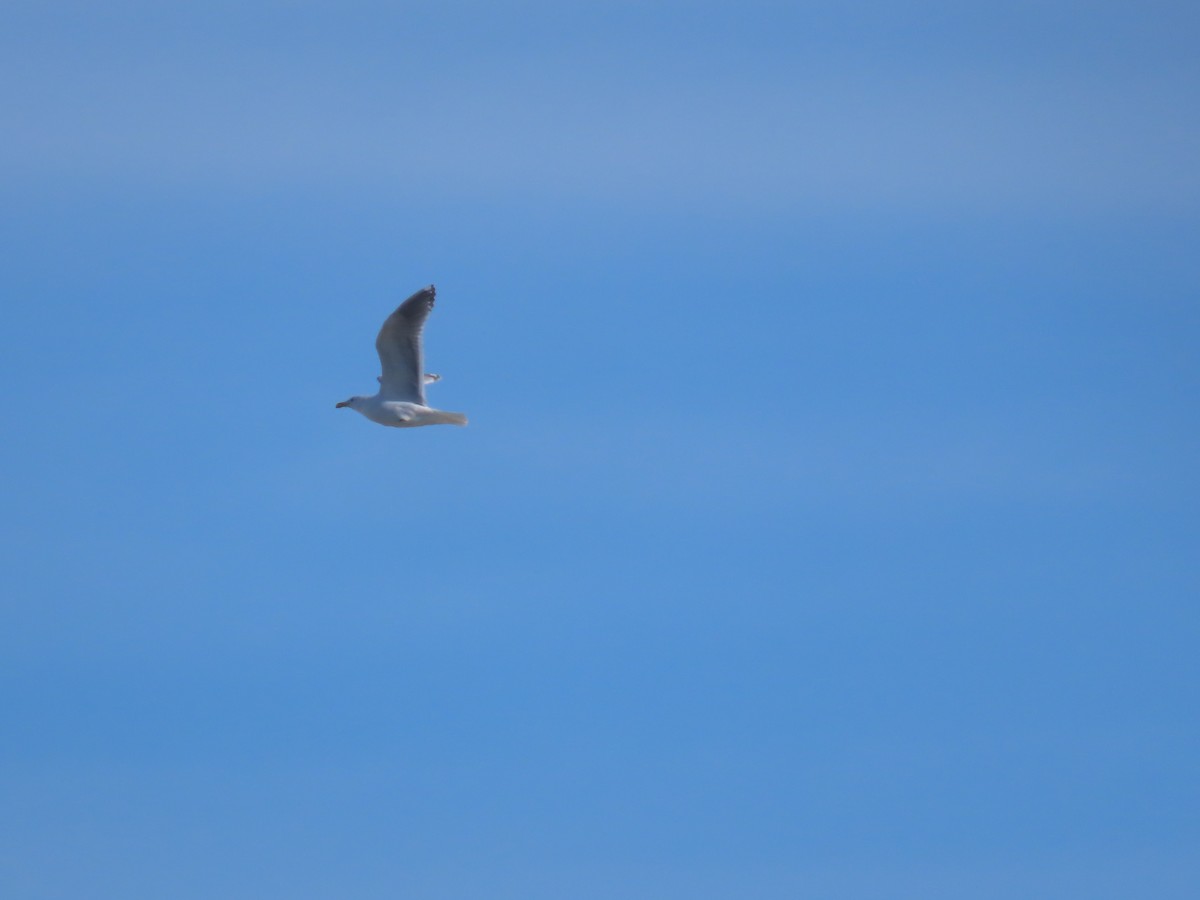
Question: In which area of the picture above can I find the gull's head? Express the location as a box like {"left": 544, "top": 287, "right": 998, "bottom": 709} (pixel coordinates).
{"left": 335, "top": 396, "right": 361, "bottom": 410}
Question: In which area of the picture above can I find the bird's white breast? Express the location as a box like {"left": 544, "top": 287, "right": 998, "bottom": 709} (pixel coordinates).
{"left": 357, "top": 395, "right": 429, "bottom": 427}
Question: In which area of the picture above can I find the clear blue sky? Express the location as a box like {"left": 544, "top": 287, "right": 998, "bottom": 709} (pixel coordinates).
{"left": 3, "top": 2, "right": 1197, "bottom": 897}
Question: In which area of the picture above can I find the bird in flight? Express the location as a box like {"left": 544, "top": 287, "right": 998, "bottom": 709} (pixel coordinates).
{"left": 336, "top": 285, "right": 468, "bottom": 428}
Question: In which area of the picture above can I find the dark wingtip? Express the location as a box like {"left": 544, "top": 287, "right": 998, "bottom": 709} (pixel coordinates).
{"left": 395, "top": 284, "right": 438, "bottom": 318}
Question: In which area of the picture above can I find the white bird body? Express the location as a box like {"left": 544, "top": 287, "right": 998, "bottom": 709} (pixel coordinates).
{"left": 344, "top": 395, "right": 468, "bottom": 428}
{"left": 336, "top": 285, "right": 468, "bottom": 428}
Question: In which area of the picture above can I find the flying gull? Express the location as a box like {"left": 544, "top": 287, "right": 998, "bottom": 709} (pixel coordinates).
{"left": 336, "top": 285, "right": 468, "bottom": 428}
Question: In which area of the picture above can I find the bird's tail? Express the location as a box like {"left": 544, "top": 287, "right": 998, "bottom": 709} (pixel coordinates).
{"left": 430, "top": 410, "right": 468, "bottom": 426}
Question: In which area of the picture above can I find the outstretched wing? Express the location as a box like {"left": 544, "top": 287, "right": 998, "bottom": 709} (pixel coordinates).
{"left": 375, "top": 285, "right": 435, "bottom": 403}
{"left": 377, "top": 373, "right": 440, "bottom": 384}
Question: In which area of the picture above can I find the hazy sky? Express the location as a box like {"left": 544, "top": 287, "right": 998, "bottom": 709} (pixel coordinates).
{"left": 3, "top": 2, "right": 1198, "bottom": 898}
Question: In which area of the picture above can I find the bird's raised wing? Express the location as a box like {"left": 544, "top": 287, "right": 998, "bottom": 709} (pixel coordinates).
{"left": 375, "top": 285, "right": 436, "bottom": 403}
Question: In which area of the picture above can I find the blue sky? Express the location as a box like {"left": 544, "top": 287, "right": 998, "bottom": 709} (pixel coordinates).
{"left": 2, "top": 2, "right": 1198, "bottom": 897}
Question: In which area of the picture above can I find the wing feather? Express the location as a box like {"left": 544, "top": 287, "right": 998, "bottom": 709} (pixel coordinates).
{"left": 375, "top": 285, "right": 436, "bottom": 403}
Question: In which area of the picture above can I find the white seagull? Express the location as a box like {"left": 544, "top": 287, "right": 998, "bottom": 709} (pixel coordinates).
{"left": 336, "top": 285, "right": 468, "bottom": 428}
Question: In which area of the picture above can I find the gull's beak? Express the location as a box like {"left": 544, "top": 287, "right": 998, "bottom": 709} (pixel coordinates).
{"left": 335, "top": 401, "right": 349, "bottom": 408}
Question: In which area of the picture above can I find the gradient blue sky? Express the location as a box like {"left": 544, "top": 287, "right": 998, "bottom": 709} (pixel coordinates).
{"left": 3, "top": 2, "right": 1198, "bottom": 898}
